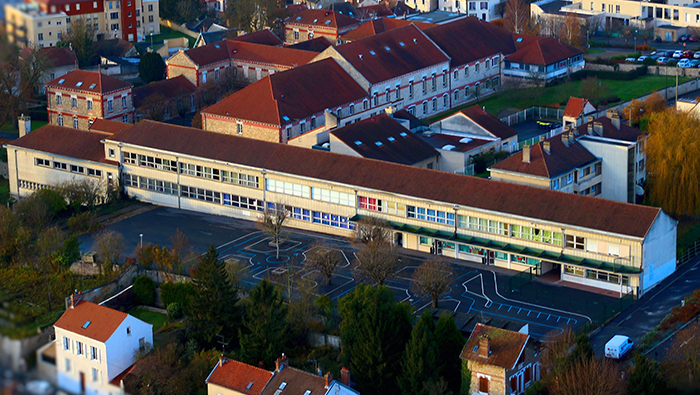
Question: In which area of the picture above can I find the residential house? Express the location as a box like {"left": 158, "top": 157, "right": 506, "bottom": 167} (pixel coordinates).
{"left": 430, "top": 106, "right": 519, "bottom": 152}
{"left": 327, "top": 113, "right": 440, "bottom": 169}
{"left": 206, "top": 357, "right": 273, "bottom": 395}
{"left": 284, "top": 9, "right": 362, "bottom": 44}
{"left": 20, "top": 46, "right": 77, "bottom": 94}
{"left": 338, "top": 17, "right": 436, "bottom": 42}
{"left": 313, "top": 24, "right": 452, "bottom": 118}
{"left": 562, "top": 97, "right": 597, "bottom": 128}
{"left": 356, "top": 3, "right": 395, "bottom": 18}
{"left": 4, "top": 124, "right": 119, "bottom": 198}
{"left": 133, "top": 75, "right": 198, "bottom": 122}
{"left": 503, "top": 36, "right": 584, "bottom": 83}
{"left": 424, "top": 17, "right": 516, "bottom": 108}
{"left": 5, "top": 0, "right": 160, "bottom": 47}
{"left": 200, "top": 58, "right": 371, "bottom": 143}
{"left": 46, "top": 69, "right": 134, "bottom": 130}
{"left": 440, "top": 0, "right": 506, "bottom": 20}
{"left": 416, "top": 129, "right": 498, "bottom": 174}
{"left": 166, "top": 39, "right": 317, "bottom": 90}
{"left": 46, "top": 297, "right": 152, "bottom": 395}
{"left": 461, "top": 324, "right": 540, "bottom": 395}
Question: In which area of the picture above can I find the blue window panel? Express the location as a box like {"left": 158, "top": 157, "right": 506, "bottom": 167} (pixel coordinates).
{"left": 312, "top": 211, "right": 321, "bottom": 223}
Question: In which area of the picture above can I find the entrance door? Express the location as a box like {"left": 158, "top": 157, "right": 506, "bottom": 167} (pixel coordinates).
{"left": 433, "top": 240, "right": 443, "bottom": 255}
{"left": 487, "top": 250, "right": 495, "bottom": 265}
{"left": 394, "top": 232, "right": 403, "bottom": 248}
{"left": 80, "top": 372, "right": 85, "bottom": 394}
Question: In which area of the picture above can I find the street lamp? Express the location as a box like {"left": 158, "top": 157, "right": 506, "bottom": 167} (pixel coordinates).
{"left": 139, "top": 233, "right": 143, "bottom": 249}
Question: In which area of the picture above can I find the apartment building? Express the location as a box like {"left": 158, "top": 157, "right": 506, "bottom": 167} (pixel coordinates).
{"left": 200, "top": 58, "right": 371, "bottom": 143}
{"left": 283, "top": 9, "right": 362, "bottom": 44}
{"left": 51, "top": 297, "right": 152, "bottom": 395}
{"left": 439, "top": 0, "right": 506, "bottom": 20}
{"left": 5, "top": 0, "right": 159, "bottom": 48}
{"left": 46, "top": 69, "right": 134, "bottom": 130}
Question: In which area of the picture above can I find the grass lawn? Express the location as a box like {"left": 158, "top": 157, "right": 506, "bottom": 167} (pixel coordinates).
{"left": 128, "top": 306, "right": 168, "bottom": 330}
{"left": 677, "top": 216, "right": 700, "bottom": 254}
{"left": 585, "top": 49, "right": 606, "bottom": 54}
{"left": 148, "top": 25, "right": 196, "bottom": 48}
{"left": 0, "top": 120, "right": 46, "bottom": 134}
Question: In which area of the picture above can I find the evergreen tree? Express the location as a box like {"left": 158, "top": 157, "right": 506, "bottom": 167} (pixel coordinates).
{"left": 138, "top": 52, "right": 166, "bottom": 84}
{"left": 398, "top": 312, "right": 439, "bottom": 395}
{"left": 187, "top": 245, "right": 240, "bottom": 348}
{"left": 434, "top": 314, "right": 465, "bottom": 395}
{"left": 628, "top": 354, "right": 667, "bottom": 395}
{"left": 339, "top": 284, "right": 412, "bottom": 395}
{"left": 238, "top": 280, "right": 288, "bottom": 368}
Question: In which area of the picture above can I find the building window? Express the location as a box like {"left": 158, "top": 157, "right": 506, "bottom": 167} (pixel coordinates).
{"left": 442, "top": 71, "right": 447, "bottom": 87}
{"left": 479, "top": 376, "right": 489, "bottom": 393}
{"left": 431, "top": 72, "right": 436, "bottom": 91}
{"left": 300, "top": 122, "right": 306, "bottom": 133}
{"left": 92, "top": 368, "right": 99, "bottom": 382}
{"left": 202, "top": 71, "right": 207, "bottom": 83}
{"left": 148, "top": 4, "right": 153, "bottom": 11}
{"left": 126, "top": 327, "right": 131, "bottom": 335}
{"left": 359, "top": 196, "right": 381, "bottom": 211}
{"left": 552, "top": 179, "right": 559, "bottom": 190}
{"left": 475, "top": 63, "right": 480, "bottom": 73}
{"left": 148, "top": 15, "right": 154, "bottom": 22}
{"left": 422, "top": 101, "right": 427, "bottom": 115}
{"left": 409, "top": 80, "right": 414, "bottom": 98}
{"left": 110, "top": 12, "right": 119, "bottom": 19}
{"left": 90, "top": 346, "right": 97, "bottom": 360}
{"left": 422, "top": 77, "right": 426, "bottom": 94}
{"left": 87, "top": 100, "right": 93, "bottom": 110}
{"left": 76, "top": 341, "right": 83, "bottom": 355}
{"left": 294, "top": 30, "right": 300, "bottom": 40}
{"left": 362, "top": 99, "right": 368, "bottom": 110}
{"left": 56, "top": 95, "right": 62, "bottom": 106}
{"left": 65, "top": 359, "right": 71, "bottom": 373}
{"left": 565, "top": 235, "right": 585, "bottom": 250}
{"left": 465, "top": 66, "right": 469, "bottom": 77}
{"left": 454, "top": 90, "right": 459, "bottom": 101}
{"left": 443, "top": 94, "right": 448, "bottom": 108}
{"left": 215, "top": 69, "right": 220, "bottom": 81}
{"left": 349, "top": 104, "right": 354, "bottom": 115}
{"left": 432, "top": 97, "right": 437, "bottom": 112}
{"left": 108, "top": 99, "right": 113, "bottom": 112}
{"left": 73, "top": 116, "right": 78, "bottom": 129}
{"left": 57, "top": 113, "right": 63, "bottom": 126}
{"left": 122, "top": 115, "right": 128, "bottom": 123}
{"left": 63, "top": 336, "right": 70, "bottom": 350}
{"left": 122, "top": 96, "right": 127, "bottom": 109}
{"left": 71, "top": 97, "right": 77, "bottom": 108}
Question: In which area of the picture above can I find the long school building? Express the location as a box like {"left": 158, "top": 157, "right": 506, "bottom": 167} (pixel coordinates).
{"left": 6, "top": 121, "right": 676, "bottom": 297}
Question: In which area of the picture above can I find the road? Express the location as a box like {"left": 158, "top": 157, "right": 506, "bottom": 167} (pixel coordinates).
{"left": 79, "top": 207, "right": 617, "bottom": 339}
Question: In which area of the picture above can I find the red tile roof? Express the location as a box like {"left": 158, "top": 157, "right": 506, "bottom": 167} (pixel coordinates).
{"left": 132, "top": 75, "right": 197, "bottom": 108}
{"left": 460, "top": 106, "right": 518, "bottom": 140}
{"left": 20, "top": 47, "right": 77, "bottom": 68}
{"left": 576, "top": 116, "right": 644, "bottom": 143}
{"left": 207, "top": 358, "right": 273, "bottom": 395}
{"left": 286, "top": 36, "right": 334, "bottom": 52}
{"left": 46, "top": 70, "right": 132, "bottom": 94}
{"left": 340, "top": 17, "right": 436, "bottom": 42}
{"left": 335, "top": 24, "right": 450, "bottom": 84}
{"left": 505, "top": 36, "right": 582, "bottom": 66}
{"left": 424, "top": 17, "right": 516, "bottom": 67}
{"left": 285, "top": 9, "right": 360, "bottom": 29}
{"left": 6, "top": 125, "right": 114, "bottom": 164}
{"left": 356, "top": 4, "right": 394, "bottom": 18}
{"left": 53, "top": 301, "right": 128, "bottom": 343}
{"left": 489, "top": 134, "right": 597, "bottom": 178}
{"left": 180, "top": 40, "right": 316, "bottom": 68}
{"left": 107, "top": 120, "right": 662, "bottom": 238}
{"left": 178, "top": 40, "right": 230, "bottom": 66}
{"left": 260, "top": 367, "right": 327, "bottom": 395}
{"left": 563, "top": 97, "right": 592, "bottom": 118}
{"left": 230, "top": 30, "right": 283, "bottom": 46}
{"left": 329, "top": 113, "right": 438, "bottom": 165}
{"left": 89, "top": 119, "right": 131, "bottom": 134}
{"left": 202, "top": 58, "right": 367, "bottom": 126}
{"left": 460, "top": 323, "right": 529, "bottom": 370}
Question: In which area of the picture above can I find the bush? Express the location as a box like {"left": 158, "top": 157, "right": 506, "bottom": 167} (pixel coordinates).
{"left": 67, "top": 211, "right": 100, "bottom": 233}
{"left": 166, "top": 303, "right": 182, "bottom": 321}
{"left": 570, "top": 65, "right": 648, "bottom": 82}
{"left": 52, "top": 235, "right": 82, "bottom": 268}
{"left": 133, "top": 275, "right": 157, "bottom": 306}
{"left": 160, "top": 282, "right": 195, "bottom": 310}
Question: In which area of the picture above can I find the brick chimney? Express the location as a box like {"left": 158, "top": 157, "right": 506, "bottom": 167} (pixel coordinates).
{"left": 543, "top": 141, "right": 550, "bottom": 155}
{"left": 562, "top": 133, "right": 569, "bottom": 147}
{"left": 340, "top": 367, "right": 351, "bottom": 386}
{"left": 479, "top": 335, "right": 490, "bottom": 359}
{"left": 593, "top": 122, "right": 603, "bottom": 136}
{"left": 219, "top": 355, "right": 226, "bottom": 367}
{"left": 324, "top": 372, "right": 333, "bottom": 389}
{"left": 275, "top": 354, "right": 289, "bottom": 372}
{"left": 69, "top": 291, "right": 83, "bottom": 309}
{"left": 18, "top": 115, "right": 31, "bottom": 137}
{"left": 522, "top": 144, "right": 531, "bottom": 163}
{"left": 568, "top": 131, "right": 575, "bottom": 145}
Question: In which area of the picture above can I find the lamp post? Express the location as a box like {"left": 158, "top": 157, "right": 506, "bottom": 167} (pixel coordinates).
{"left": 139, "top": 233, "right": 143, "bottom": 249}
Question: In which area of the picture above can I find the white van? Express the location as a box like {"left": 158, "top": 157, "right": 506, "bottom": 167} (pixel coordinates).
{"left": 605, "top": 335, "right": 634, "bottom": 359}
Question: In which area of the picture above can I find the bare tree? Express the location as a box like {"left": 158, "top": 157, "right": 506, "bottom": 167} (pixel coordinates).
{"left": 412, "top": 257, "right": 452, "bottom": 309}
{"left": 140, "top": 94, "right": 169, "bottom": 122}
{"left": 661, "top": 320, "right": 700, "bottom": 389}
{"left": 540, "top": 327, "right": 576, "bottom": 378}
{"left": 59, "top": 17, "right": 95, "bottom": 66}
{"left": 93, "top": 230, "right": 125, "bottom": 274}
{"left": 257, "top": 203, "right": 287, "bottom": 259}
{"left": 504, "top": 0, "right": 539, "bottom": 35}
{"left": 58, "top": 178, "right": 106, "bottom": 209}
{"left": 355, "top": 239, "right": 398, "bottom": 286}
{"left": 559, "top": 13, "right": 584, "bottom": 48}
{"left": 170, "top": 228, "right": 195, "bottom": 273}
{"left": 352, "top": 217, "right": 391, "bottom": 245}
{"left": 547, "top": 356, "right": 625, "bottom": 395}
{"left": 305, "top": 241, "right": 342, "bottom": 286}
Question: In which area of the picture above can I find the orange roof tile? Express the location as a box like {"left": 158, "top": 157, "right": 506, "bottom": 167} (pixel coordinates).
{"left": 260, "top": 367, "right": 327, "bottom": 395}
{"left": 89, "top": 119, "right": 131, "bottom": 134}
{"left": 340, "top": 18, "right": 435, "bottom": 42}
{"left": 285, "top": 9, "right": 360, "bottom": 29}
{"left": 563, "top": 97, "right": 588, "bottom": 118}
{"left": 460, "top": 105, "right": 518, "bottom": 140}
{"left": 460, "top": 323, "right": 529, "bottom": 370}
{"left": 505, "top": 36, "right": 582, "bottom": 66}
{"left": 207, "top": 358, "right": 273, "bottom": 395}
{"left": 6, "top": 125, "right": 114, "bottom": 164}
{"left": 46, "top": 70, "right": 132, "bottom": 94}
{"left": 53, "top": 301, "right": 128, "bottom": 343}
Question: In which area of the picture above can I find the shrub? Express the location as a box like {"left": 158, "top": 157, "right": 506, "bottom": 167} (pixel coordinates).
{"left": 160, "top": 282, "right": 195, "bottom": 310}
{"left": 52, "top": 235, "right": 82, "bottom": 268}
{"left": 166, "top": 302, "right": 182, "bottom": 321}
{"left": 133, "top": 275, "right": 157, "bottom": 306}
{"left": 67, "top": 211, "right": 100, "bottom": 233}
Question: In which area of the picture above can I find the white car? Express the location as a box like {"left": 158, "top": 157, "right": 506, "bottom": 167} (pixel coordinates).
{"left": 694, "top": 52, "right": 700, "bottom": 59}
{"left": 673, "top": 50, "right": 684, "bottom": 58}
{"left": 605, "top": 335, "right": 634, "bottom": 359}
{"left": 637, "top": 55, "right": 649, "bottom": 62}
{"left": 625, "top": 57, "right": 638, "bottom": 62}
{"left": 678, "top": 58, "right": 692, "bottom": 67}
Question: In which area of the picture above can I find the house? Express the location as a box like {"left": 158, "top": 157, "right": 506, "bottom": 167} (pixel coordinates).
{"left": 503, "top": 36, "right": 584, "bottom": 83}
{"left": 562, "top": 97, "right": 597, "bottom": 128}
{"left": 44, "top": 296, "right": 153, "bottom": 395}
{"left": 313, "top": 24, "right": 451, "bottom": 118}
{"left": 403, "top": 10, "right": 466, "bottom": 24}
{"left": 435, "top": 0, "right": 507, "bottom": 20}
{"left": 430, "top": 106, "right": 519, "bottom": 153}
{"left": 4, "top": 0, "right": 159, "bottom": 47}
{"left": 200, "top": 58, "right": 371, "bottom": 143}
{"left": 4, "top": 124, "right": 119, "bottom": 198}
{"left": 356, "top": 3, "right": 395, "bottom": 19}
{"left": 284, "top": 9, "right": 362, "bottom": 44}
{"left": 416, "top": 128, "right": 497, "bottom": 174}
{"left": 195, "top": 29, "right": 283, "bottom": 48}
{"left": 45, "top": 69, "right": 134, "bottom": 130}
{"left": 423, "top": 17, "right": 516, "bottom": 108}
{"left": 286, "top": 36, "right": 334, "bottom": 52}
{"left": 166, "top": 39, "right": 317, "bottom": 90}
{"left": 20, "top": 46, "right": 77, "bottom": 94}
{"left": 461, "top": 324, "right": 540, "bottom": 395}
{"left": 206, "top": 357, "right": 273, "bottom": 395}
{"left": 338, "top": 17, "right": 436, "bottom": 42}
{"left": 132, "top": 75, "right": 198, "bottom": 122}
{"left": 93, "top": 38, "right": 139, "bottom": 59}
{"left": 327, "top": 113, "right": 440, "bottom": 169}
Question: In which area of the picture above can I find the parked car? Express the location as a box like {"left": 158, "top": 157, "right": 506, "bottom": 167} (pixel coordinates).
{"left": 679, "top": 34, "right": 699, "bottom": 42}
{"left": 678, "top": 58, "right": 692, "bottom": 67}
{"left": 690, "top": 59, "right": 700, "bottom": 67}
{"left": 605, "top": 335, "right": 634, "bottom": 359}
{"left": 657, "top": 56, "right": 669, "bottom": 64}
{"left": 683, "top": 50, "right": 695, "bottom": 58}
{"left": 666, "top": 50, "right": 676, "bottom": 57}
{"left": 673, "top": 50, "right": 684, "bottom": 58}
{"left": 625, "top": 57, "right": 638, "bottom": 62}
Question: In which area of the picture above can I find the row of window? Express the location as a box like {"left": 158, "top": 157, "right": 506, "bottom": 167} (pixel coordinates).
{"left": 64, "top": 359, "right": 101, "bottom": 384}
{"left": 564, "top": 265, "right": 630, "bottom": 285}
{"left": 265, "top": 180, "right": 356, "bottom": 207}
{"left": 55, "top": 95, "right": 127, "bottom": 113}
{"left": 36, "top": 158, "right": 103, "bottom": 177}
{"left": 62, "top": 336, "right": 99, "bottom": 361}
{"left": 408, "top": 206, "right": 456, "bottom": 225}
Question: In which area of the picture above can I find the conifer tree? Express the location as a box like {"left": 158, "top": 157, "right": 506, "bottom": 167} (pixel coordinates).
{"left": 239, "top": 280, "right": 288, "bottom": 368}
{"left": 398, "top": 312, "right": 439, "bottom": 395}
{"left": 434, "top": 314, "right": 465, "bottom": 394}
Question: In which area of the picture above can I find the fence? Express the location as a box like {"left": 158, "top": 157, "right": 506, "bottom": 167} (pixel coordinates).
{"left": 504, "top": 267, "right": 535, "bottom": 293}
{"left": 499, "top": 107, "right": 565, "bottom": 126}
{"left": 518, "top": 126, "right": 564, "bottom": 150}
{"left": 678, "top": 240, "right": 700, "bottom": 267}
{"left": 453, "top": 163, "right": 476, "bottom": 176}
{"left": 308, "top": 332, "right": 341, "bottom": 349}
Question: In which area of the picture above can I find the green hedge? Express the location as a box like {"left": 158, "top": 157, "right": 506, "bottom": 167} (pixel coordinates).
{"left": 570, "top": 65, "right": 648, "bottom": 81}
{"left": 160, "top": 282, "right": 195, "bottom": 310}
{"left": 133, "top": 275, "right": 157, "bottom": 306}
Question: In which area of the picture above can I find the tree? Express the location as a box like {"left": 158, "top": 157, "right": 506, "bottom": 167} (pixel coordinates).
{"left": 643, "top": 92, "right": 666, "bottom": 115}
{"left": 0, "top": 43, "right": 50, "bottom": 129}
{"left": 547, "top": 357, "right": 625, "bottom": 395}
{"left": 622, "top": 99, "right": 645, "bottom": 125}
{"left": 257, "top": 203, "right": 287, "bottom": 259}
{"left": 305, "top": 242, "right": 342, "bottom": 285}
{"left": 639, "top": 28, "right": 654, "bottom": 45}
{"left": 224, "top": 0, "right": 280, "bottom": 33}
{"left": 434, "top": 314, "right": 465, "bottom": 395}
{"left": 645, "top": 111, "right": 700, "bottom": 216}
{"left": 623, "top": 92, "right": 666, "bottom": 126}
{"left": 603, "top": 21, "right": 616, "bottom": 45}
{"left": 93, "top": 230, "right": 125, "bottom": 274}
{"left": 58, "top": 178, "right": 107, "bottom": 210}
{"left": 660, "top": 320, "right": 700, "bottom": 389}
{"left": 36, "top": 226, "right": 65, "bottom": 311}
{"left": 175, "top": 0, "right": 202, "bottom": 23}
{"left": 0, "top": 207, "right": 29, "bottom": 265}
{"left": 540, "top": 327, "right": 576, "bottom": 379}
{"left": 18, "top": 45, "right": 52, "bottom": 96}
{"left": 398, "top": 312, "right": 440, "bottom": 395}
{"left": 187, "top": 245, "right": 240, "bottom": 348}
{"left": 140, "top": 93, "right": 168, "bottom": 121}
{"left": 138, "top": 52, "right": 166, "bottom": 84}
{"left": 504, "top": 0, "right": 539, "bottom": 35}
{"left": 412, "top": 258, "right": 452, "bottom": 309}
{"left": 59, "top": 17, "right": 95, "bottom": 66}
{"left": 239, "top": 279, "right": 288, "bottom": 368}
{"left": 133, "top": 275, "right": 157, "bottom": 306}
{"left": 558, "top": 13, "right": 584, "bottom": 48}
{"left": 355, "top": 239, "right": 398, "bottom": 286}
{"left": 627, "top": 353, "right": 667, "bottom": 395}
{"left": 339, "top": 284, "right": 412, "bottom": 395}
{"left": 352, "top": 217, "right": 390, "bottom": 245}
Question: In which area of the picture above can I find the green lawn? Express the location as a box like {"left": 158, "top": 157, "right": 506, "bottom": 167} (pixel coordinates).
{"left": 148, "top": 25, "right": 196, "bottom": 48}
{"left": 0, "top": 120, "right": 46, "bottom": 134}
{"left": 128, "top": 306, "right": 168, "bottom": 329}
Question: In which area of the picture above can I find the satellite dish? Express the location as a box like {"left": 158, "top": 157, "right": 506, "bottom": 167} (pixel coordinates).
{"left": 636, "top": 185, "right": 644, "bottom": 196}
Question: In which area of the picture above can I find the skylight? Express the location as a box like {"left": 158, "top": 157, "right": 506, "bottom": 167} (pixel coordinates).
{"left": 325, "top": 20, "right": 331, "bottom": 24}
{"left": 399, "top": 41, "right": 405, "bottom": 47}
{"left": 279, "top": 383, "right": 287, "bottom": 390}
{"left": 384, "top": 46, "right": 391, "bottom": 51}
{"left": 246, "top": 382, "right": 254, "bottom": 390}
{"left": 82, "top": 320, "right": 91, "bottom": 329}
{"left": 76, "top": 82, "right": 83, "bottom": 87}
{"left": 214, "top": 44, "right": 220, "bottom": 48}
{"left": 472, "top": 345, "right": 479, "bottom": 352}
{"left": 89, "top": 83, "right": 96, "bottom": 89}
{"left": 516, "top": 37, "right": 523, "bottom": 42}
{"left": 303, "top": 391, "right": 312, "bottom": 395}
{"left": 375, "top": 141, "right": 383, "bottom": 146}
{"left": 58, "top": 79, "right": 65, "bottom": 84}
{"left": 354, "top": 140, "right": 362, "bottom": 145}
{"left": 296, "top": 16, "right": 302, "bottom": 20}
{"left": 369, "top": 50, "right": 376, "bottom": 55}
{"left": 387, "top": 137, "right": 395, "bottom": 141}
{"left": 313, "top": 19, "right": 318, "bottom": 23}
{"left": 400, "top": 132, "right": 408, "bottom": 137}
{"left": 282, "top": 116, "right": 290, "bottom": 121}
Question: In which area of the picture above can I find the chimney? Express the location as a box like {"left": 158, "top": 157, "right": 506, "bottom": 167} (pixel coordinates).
{"left": 219, "top": 355, "right": 226, "bottom": 367}
{"left": 275, "top": 354, "right": 289, "bottom": 372}
{"left": 606, "top": 108, "right": 619, "bottom": 120}
{"left": 587, "top": 123, "right": 593, "bottom": 135}
{"left": 384, "top": 106, "right": 397, "bottom": 115}
{"left": 568, "top": 131, "right": 575, "bottom": 144}
{"left": 479, "top": 335, "right": 490, "bottom": 358}
{"left": 593, "top": 121, "right": 603, "bottom": 136}
{"left": 608, "top": 111, "right": 621, "bottom": 130}
{"left": 539, "top": 135, "right": 545, "bottom": 142}
{"left": 587, "top": 115, "right": 594, "bottom": 122}
{"left": 70, "top": 293, "right": 75, "bottom": 309}
{"left": 522, "top": 144, "right": 530, "bottom": 163}
{"left": 341, "top": 367, "right": 351, "bottom": 386}
{"left": 18, "top": 114, "right": 31, "bottom": 137}
{"left": 69, "top": 291, "right": 82, "bottom": 309}
{"left": 562, "top": 133, "right": 569, "bottom": 147}
{"left": 543, "top": 141, "right": 550, "bottom": 155}
{"left": 324, "top": 108, "right": 338, "bottom": 130}
{"left": 324, "top": 372, "right": 333, "bottom": 389}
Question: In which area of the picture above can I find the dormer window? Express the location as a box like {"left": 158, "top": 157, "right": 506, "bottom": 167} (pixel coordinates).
{"left": 89, "top": 83, "right": 96, "bottom": 89}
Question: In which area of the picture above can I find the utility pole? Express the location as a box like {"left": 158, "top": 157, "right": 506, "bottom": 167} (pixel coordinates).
{"left": 217, "top": 334, "right": 229, "bottom": 354}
